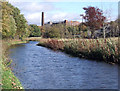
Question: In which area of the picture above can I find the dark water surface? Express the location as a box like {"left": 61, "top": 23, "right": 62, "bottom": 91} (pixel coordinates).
{"left": 9, "top": 41, "right": 118, "bottom": 89}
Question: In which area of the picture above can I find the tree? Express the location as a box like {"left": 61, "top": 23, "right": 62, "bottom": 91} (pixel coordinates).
{"left": 10, "top": 5, "right": 29, "bottom": 39}
{"left": 9, "top": 16, "right": 17, "bottom": 38}
{"left": 2, "top": 2, "right": 16, "bottom": 38}
{"left": 2, "top": 2, "right": 29, "bottom": 39}
{"left": 48, "top": 26, "right": 60, "bottom": 38}
{"left": 110, "top": 20, "right": 119, "bottom": 37}
{"left": 29, "top": 24, "right": 41, "bottom": 37}
{"left": 83, "top": 6, "right": 106, "bottom": 38}
{"left": 67, "top": 26, "right": 80, "bottom": 38}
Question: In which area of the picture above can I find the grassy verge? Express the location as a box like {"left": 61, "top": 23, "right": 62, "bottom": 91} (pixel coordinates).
{"left": 25, "top": 37, "right": 42, "bottom": 41}
{"left": 36, "top": 37, "right": 119, "bottom": 64}
{"left": 1, "top": 39, "right": 27, "bottom": 90}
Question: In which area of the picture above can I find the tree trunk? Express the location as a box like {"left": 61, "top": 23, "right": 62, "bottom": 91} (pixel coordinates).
{"left": 91, "top": 31, "right": 94, "bottom": 39}
{"left": 103, "top": 29, "right": 105, "bottom": 39}
{"left": 103, "top": 23, "right": 105, "bottom": 39}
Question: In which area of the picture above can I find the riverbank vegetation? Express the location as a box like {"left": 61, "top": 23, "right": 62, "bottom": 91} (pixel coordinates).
{"left": 1, "top": 1, "right": 28, "bottom": 89}
{"left": 0, "top": 1, "right": 120, "bottom": 89}
{"left": 37, "top": 37, "right": 119, "bottom": 64}
{"left": 1, "top": 40, "right": 27, "bottom": 89}
{"left": 36, "top": 6, "right": 119, "bottom": 64}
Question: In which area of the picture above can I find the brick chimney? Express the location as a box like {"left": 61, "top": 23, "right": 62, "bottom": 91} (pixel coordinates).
{"left": 41, "top": 12, "right": 44, "bottom": 26}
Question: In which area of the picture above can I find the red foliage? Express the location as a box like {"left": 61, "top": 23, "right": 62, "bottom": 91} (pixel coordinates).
{"left": 46, "top": 39, "right": 64, "bottom": 50}
{"left": 83, "top": 6, "right": 106, "bottom": 30}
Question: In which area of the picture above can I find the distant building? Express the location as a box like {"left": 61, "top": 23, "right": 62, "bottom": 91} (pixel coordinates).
{"left": 64, "top": 20, "right": 80, "bottom": 26}
{"left": 45, "top": 20, "right": 80, "bottom": 26}
{"left": 45, "top": 21, "right": 53, "bottom": 25}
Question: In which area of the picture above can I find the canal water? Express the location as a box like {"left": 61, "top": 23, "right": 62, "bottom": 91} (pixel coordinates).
{"left": 8, "top": 41, "right": 118, "bottom": 89}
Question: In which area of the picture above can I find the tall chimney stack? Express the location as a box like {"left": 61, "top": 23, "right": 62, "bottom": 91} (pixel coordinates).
{"left": 41, "top": 12, "right": 44, "bottom": 26}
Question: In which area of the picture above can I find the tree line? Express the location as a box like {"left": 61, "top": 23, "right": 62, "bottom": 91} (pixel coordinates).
{"left": 1, "top": 2, "right": 41, "bottom": 40}
{"left": 1, "top": 2, "right": 119, "bottom": 39}
{"left": 42, "top": 6, "right": 119, "bottom": 39}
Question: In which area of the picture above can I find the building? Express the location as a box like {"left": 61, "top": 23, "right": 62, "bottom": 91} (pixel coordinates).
{"left": 45, "top": 20, "right": 80, "bottom": 26}
{"left": 41, "top": 12, "right": 44, "bottom": 26}
{"left": 64, "top": 20, "right": 80, "bottom": 26}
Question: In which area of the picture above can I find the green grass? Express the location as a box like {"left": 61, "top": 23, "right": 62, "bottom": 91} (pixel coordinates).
{"left": 5, "top": 40, "right": 27, "bottom": 46}
{"left": 25, "top": 37, "right": 42, "bottom": 41}
{"left": 2, "top": 63, "right": 23, "bottom": 89}
{"left": 1, "top": 40, "right": 27, "bottom": 90}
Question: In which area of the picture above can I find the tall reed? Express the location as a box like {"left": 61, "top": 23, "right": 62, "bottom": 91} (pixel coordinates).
{"left": 37, "top": 38, "right": 119, "bottom": 64}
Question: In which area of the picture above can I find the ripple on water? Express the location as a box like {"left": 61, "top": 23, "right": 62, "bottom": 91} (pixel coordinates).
{"left": 9, "top": 41, "right": 118, "bottom": 89}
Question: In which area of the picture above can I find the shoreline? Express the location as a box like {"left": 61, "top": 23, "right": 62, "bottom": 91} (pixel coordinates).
{"left": 34, "top": 38, "right": 119, "bottom": 65}
{"left": 37, "top": 42, "right": 116, "bottom": 65}
{"left": 1, "top": 40, "right": 27, "bottom": 89}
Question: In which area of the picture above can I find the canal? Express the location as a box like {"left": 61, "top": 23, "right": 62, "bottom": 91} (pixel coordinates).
{"left": 8, "top": 41, "right": 118, "bottom": 89}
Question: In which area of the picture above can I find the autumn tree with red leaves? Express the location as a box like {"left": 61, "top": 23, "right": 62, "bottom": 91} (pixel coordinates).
{"left": 83, "top": 6, "right": 106, "bottom": 38}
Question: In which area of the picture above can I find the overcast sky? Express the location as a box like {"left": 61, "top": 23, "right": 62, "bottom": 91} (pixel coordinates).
{"left": 8, "top": 0, "right": 119, "bottom": 26}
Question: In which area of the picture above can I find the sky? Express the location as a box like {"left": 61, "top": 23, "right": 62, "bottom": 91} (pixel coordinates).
{"left": 8, "top": 0, "right": 119, "bottom": 26}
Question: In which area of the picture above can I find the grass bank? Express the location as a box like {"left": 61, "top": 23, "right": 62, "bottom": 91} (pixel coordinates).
{"left": 1, "top": 39, "right": 27, "bottom": 90}
{"left": 25, "top": 37, "right": 42, "bottom": 41}
{"left": 36, "top": 37, "right": 119, "bottom": 64}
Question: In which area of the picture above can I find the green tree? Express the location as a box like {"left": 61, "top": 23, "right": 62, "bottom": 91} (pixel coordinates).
{"left": 2, "top": 2, "right": 16, "bottom": 38}
{"left": 29, "top": 24, "right": 41, "bottom": 37}
{"left": 2, "top": 2, "right": 29, "bottom": 39}
{"left": 48, "top": 26, "right": 60, "bottom": 38}
{"left": 11, "top": 6, "right": 29, "bottom": 39}
{"left": 8, "top": 16, "right": 17, "bottom": 38}
{"left": 44, "top": 25, "right": 60, "bottom": 38}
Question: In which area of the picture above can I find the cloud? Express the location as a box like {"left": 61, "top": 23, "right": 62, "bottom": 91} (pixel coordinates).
{"left": 51, "top": 12, "right": 68, "bottom": 21}
{"left": 43, "top": 0, "right": 119, "bottom": 2}
{"left": 9, "top": 2, "right": 62, "bottom": 25}
{"left": 10, "top": 2, "right": 81, "bottom": 25}
{"left": 25, "top": 13, "right": 41, "bottom": 25}
{"left": 25, "top": 11, "right": 81, "bottom": 26}
{"left": 8, "top": 0, "right": 119, "bottom": 2}
{"left": 52, "top": 12, "right": 80, "bottom": 21}
{"left": 10, "top": 2, "right": 56, "bottom": 13}
{"left": 23, "top": 3, "right": 55, "bottom": 13}
{"left": 43, "top": 0, "right": 61, "bottom": 2}
{"left": 8, "top": 1, "right": 118, "bottom": 26}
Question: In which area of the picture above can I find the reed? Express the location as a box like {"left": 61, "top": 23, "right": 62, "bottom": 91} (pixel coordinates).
{"left": 37, "top": 37, "right": 119, "bottom": 64}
